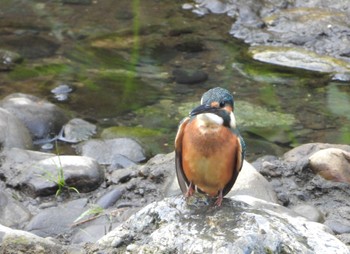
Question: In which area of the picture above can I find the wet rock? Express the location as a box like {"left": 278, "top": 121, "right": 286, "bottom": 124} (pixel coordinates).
{"left": 96, "top": 195, "right": 348, "bottom": 253}
{"left": 309, "top": 148, "right": 350, "bottom": 183}
{"left": 228, "top": 161, "right": 278, "bottom": 203}
{"left": 0, "top": 107, "right": 32, "bottom": 149}
{"left": 0, "top": 224, "right": 67, "bottom": 254}
{"left": 0, "top": 189, "right": 31, "bottom": 228}
{"left": 96, "top": 187, "right": 125, "bottom": 209}
{"left": 292, "top": 204, "right": 325, "bottom": 223}
{"left": 0, "top": 148, "right": 103, "bottom": 197}
{"left": 0, "top": 49, "right": 22, "bottom": 71}
{"left": 0, "top": 93, "right": 68, "bottom": 140}
{"left": 79, "top": 138, "right": 146, "bottom": 164}
{"left": 172, "top": 68, "right": 208, "bottom": 84}
{"left": 59, "top": 118, "right": 96, "bottom": 143}
{"left": 51, "top": 84, "right": 73, "bottom": 102}
{"left": 25, "top": 198, "right": 88, "bottom": 238}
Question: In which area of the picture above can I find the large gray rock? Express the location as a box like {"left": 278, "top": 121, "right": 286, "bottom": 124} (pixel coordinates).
{"left": 0, "top": 107, "right": 32, "bottom": 149}
{"left": 96, "top": 195, "right": 348, "bottom": 253}
{"left": 0, "top": 224, "right": 67, "bottom": 254}
{"left": 79, "top": 138, "right": 146, "bottom": 164}
{"left": 0, "top": 93, "right": 68, "bottom": 139}
{"left": 0, "top": 148, "right": 104, "bottom": 197}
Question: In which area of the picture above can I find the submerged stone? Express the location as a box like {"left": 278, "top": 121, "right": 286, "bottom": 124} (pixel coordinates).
{"left": 0, "top": 49, "right": 22, "bottom": 71}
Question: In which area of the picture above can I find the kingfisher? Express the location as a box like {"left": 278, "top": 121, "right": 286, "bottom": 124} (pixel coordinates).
{"left": 175, "top": 87, "right": 245, "bottom": 206}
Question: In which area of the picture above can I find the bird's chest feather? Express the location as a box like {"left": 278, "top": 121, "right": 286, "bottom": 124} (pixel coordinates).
{"left": 183, "top": 117, "right": 231, "bottom": 156}
{"left": 181, "top": 117, "right": 238, "bottom": 194}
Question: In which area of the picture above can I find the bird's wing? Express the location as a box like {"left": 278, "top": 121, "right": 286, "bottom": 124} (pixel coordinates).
{"left": 222, "top": 129, "right": 245, "bottom": 197}
{"left": 175, "top": 117, "right": 190, "bottom": 195}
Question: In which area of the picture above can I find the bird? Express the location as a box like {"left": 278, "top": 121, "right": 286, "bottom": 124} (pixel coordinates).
{"left": 175, "top": 87, "right": 245, "bottom": 206}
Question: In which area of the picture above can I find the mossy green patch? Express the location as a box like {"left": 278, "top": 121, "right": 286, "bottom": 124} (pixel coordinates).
{"left": 9, "top": 63, "right": 70, "bottom": 81}
{"left": 236, "top": 101, "right": 297, "bottom": 128}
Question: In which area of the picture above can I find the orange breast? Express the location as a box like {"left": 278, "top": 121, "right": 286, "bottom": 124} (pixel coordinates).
{"left": 181, "top": 119, "right": 239, "bottom": 196}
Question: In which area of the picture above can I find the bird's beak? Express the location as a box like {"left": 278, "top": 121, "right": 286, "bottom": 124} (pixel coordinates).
{"left": 190, "top": 104, "right": 217, "bottom": 117}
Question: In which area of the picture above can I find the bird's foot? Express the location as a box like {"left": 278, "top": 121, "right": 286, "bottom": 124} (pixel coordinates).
{"left": 214, "top": 190, "right": 224, "bottom": 206}
{"left": 185, "top": 182, "right": 194, "bottom": 198}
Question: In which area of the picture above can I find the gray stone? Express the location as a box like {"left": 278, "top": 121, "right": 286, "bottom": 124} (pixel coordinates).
{"left": 27, "top": 155, "right": 104, "bottom": 197}
{"left": 0, "top": 93, "right": 68, "bottom": 139}
{"left": 0, "top": 189, "right": 31, "bottom": 227}
{"left": 96, "top": 187, "right": 125, "bottom": 209}
{"left": 0, "top": 107, "right": 32, "bottom": 149}
{"left": 96, "top": 195, "right": 348, "bottom": 253}
{"left": 59, "top": 118, "right": 96, "bottom": 143}
{"left": 309, "top": 148, "right": 350, "bottom": 183}
{"left": 292, "top": 204, "right": 325, "bottom": 223}
{"left": 228, "top": 161, "right": 278, "bottom": 203}
{"left": 79, "top": 138, "right": 146, "bottom": 164}
{"left": 0, "top": 148, "right": 104, "bottom": 197}
{"left": 25, "top": 198, "right": 88, "bottom": 237}
{"left": 325, "top": 219, "right": 350, "bottom": 234}
{"left": 0, "top": 224, "right": 66, "bottom": 254}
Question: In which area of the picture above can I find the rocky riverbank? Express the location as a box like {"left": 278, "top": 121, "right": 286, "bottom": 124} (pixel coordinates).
{"left": 0, "top": 92, "right": 350, "bottom": 253}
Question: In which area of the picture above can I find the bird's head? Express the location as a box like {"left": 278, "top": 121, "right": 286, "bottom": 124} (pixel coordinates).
{"left": 190, "top": 87, "right": 236, "bottom": 128}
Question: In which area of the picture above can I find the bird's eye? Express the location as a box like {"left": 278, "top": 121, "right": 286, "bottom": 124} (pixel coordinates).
{"left": 219, "top": 101, "right": 225, "bottom": 107}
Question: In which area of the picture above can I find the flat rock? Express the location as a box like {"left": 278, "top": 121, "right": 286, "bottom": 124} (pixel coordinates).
{"left": 0, "top": 93, "right": 68, "bottom": 140}
{"left": 96, "top": 195, "right": 348, "bottom": 253}
{"left": 249, "top": 46, "right": 350, "bottom": 73}
{"left": 0, "top": 107, "right": 32, "bottom": 149}
{"left": 309, "top": 148, "right": 350, "bottom": 183}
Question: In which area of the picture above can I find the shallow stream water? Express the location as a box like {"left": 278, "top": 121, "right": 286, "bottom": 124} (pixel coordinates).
{"left": 0, "top": 0, "right": 350, "bottom": 160}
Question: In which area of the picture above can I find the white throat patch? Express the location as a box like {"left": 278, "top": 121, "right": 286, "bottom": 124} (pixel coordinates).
{"left": 197, "top": 113, "right": 223, "bottom": 126}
